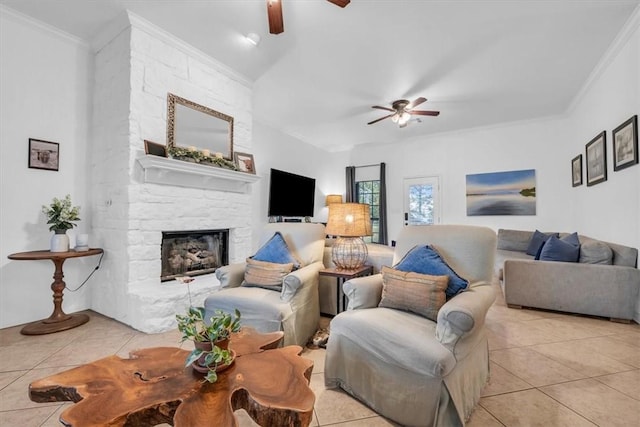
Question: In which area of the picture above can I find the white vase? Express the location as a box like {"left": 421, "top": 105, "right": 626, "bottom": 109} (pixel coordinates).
{"left": 50, "top": 230, "right": 70, "bottom": 252}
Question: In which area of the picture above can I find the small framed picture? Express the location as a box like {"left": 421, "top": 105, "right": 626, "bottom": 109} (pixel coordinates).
{"left": 144, "top": 140, "right": 167, "bottom": 157}
{"left": 234, "top": 152, "right": 256, "bottom": 174}
{"left": 28, "top": 138, "right": 59, "bottom": 171}
{"left": 612, "top": 115, "right": 638, "bottom": 171}
{"left": 585, "top": 131, "right": 607, "bottom": 187}
{"left": 571, "top": 154, "right": 582, "bottom": 187}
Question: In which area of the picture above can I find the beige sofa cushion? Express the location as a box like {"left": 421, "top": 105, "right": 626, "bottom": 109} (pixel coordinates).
{"left": 497, "top": 229, "right": 533, "bottom": 252}
{"left": 379, "top": 266, "right": 448, "bottom": 321}
{"left": 243, "top": 258, "right": 294, "bottom": 291}
{"left": 579, "top": 239, "right": 613, "bottom": 265}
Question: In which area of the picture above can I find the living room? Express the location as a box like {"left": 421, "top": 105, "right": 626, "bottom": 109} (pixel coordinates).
{"left": 1, "top": 1, "right": 639, "bottom": 426}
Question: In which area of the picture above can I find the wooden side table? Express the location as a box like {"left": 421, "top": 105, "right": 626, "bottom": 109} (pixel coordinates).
{"left": 319, "top": 265, "right": 374, "bottom": 314}
{"left": 7, "top": 248, "right": 103, "bottom": 335}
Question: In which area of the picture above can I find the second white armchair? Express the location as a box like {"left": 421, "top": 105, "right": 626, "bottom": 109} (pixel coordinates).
{"left": 204, "top": 222, "right": 326, "bottom": 347}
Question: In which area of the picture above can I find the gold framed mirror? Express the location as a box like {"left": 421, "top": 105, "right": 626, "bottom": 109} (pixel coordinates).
{"left": 167, "top": 93, "right": 234, "bottom": 160}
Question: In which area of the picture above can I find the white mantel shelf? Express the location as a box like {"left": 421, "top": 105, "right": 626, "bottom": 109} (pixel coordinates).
{"left": 137, "top": 156, "right": 260, "bottom": 193}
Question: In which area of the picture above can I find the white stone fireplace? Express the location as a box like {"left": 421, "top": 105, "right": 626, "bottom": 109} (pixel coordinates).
{"left": 160, "top": 228, "right": 229, "bottom": 282}
{"left": 88, "top": 12, "right": 256, "bottom": 333}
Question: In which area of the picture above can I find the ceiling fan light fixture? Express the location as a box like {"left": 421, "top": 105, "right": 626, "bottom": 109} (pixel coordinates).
{"left": 368, "top": 97, "right": 440, "bottom": 127}
{"left": 245, "top": 32, "right": 261, "bottom": 46}
{"left": 398, "top": 112, "right": 411, "bottom": 126}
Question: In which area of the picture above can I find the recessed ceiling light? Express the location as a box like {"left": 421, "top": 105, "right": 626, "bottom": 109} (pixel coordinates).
{"left": 245, "top": 33, "right": 261, "bottom": 46}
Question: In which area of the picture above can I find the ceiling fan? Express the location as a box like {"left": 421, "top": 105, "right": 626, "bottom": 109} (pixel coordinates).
{"left": 368, "top": 97, "right": 440, "bottom": 128}
{"left": 267, "top": 0, "right": 350, "bottom": 35}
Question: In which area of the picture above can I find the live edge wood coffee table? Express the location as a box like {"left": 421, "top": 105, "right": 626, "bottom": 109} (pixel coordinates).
{"left": 29, "top": 328, "right": 315, "bottom": 427}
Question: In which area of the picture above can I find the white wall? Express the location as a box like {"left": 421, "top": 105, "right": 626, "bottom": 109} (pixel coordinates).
{"left": 349, "top": 117, "right": 573, "bottom": 243}
{"left": 88, "top": 17, "right": 132, "bottom": 328}
{"left": 250, "top": 121, "right": 346, "bottom": 247}
{"left": 0, "top": 8, "right": 94, "bottom": 329}
{"left": 348, "top": 11, "right": 639, "bottom": 251}
{"left": 564, "top": 15, "right": 639, "bottom": 249}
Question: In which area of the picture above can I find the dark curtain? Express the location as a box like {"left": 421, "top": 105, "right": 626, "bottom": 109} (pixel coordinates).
{"left": 379, "top": 162, "right": 388, "bottom": 245}
{"left": 345, "top": 166, "right": 357, "bottom": 202}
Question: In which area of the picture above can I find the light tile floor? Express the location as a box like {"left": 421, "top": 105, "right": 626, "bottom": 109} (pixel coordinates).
{"left": 1, "top": 282, "right": 638, "bottom": 426}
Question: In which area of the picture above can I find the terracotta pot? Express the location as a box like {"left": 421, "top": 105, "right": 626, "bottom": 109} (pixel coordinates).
{"left": 191, "top": 350, "right": 236, "bottom": 374}
{"left": 192, "top": 339, "right": 232, "bottom": 370}
{"left": 216, "top": 337, "right": 230, "bottom": 351}
{"left": 191, "top": 340, "right": 235, "bottom": 375}
{"left": 194, "top": 341, "right": 213, "bottom": 369}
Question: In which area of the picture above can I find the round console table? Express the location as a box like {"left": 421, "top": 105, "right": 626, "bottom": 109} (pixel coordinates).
{"left": 7, "top": 248, "right": 103, "bottom": 335}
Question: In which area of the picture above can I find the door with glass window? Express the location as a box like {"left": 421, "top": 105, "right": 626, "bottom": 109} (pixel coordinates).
{"left": 403, "top": 176, "right": 440, "bottom": 226}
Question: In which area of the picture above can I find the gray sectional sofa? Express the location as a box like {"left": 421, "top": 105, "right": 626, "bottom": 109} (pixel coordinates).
{"left": 496, "top": 229, "right": 640, "bottom": 322}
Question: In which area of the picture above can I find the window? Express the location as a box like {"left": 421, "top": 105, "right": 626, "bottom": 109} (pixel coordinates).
{"left": 356, "top": 180, "right": 380, "bottom": 243}
{"left": 403, "top": 176, "right": 440, "bottom": 225}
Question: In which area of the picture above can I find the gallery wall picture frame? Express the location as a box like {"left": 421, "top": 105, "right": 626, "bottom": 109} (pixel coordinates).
{"left": 585, "top": 131, "right": 607, "bottom": 187}
{"left": 28, "top": 138, "right": 59, "bottom": 171}
{"left": 571, "top": 154, "right": 582, "bottom": 187}
{"left": 144, "top": 140, "right": 167, "bottom": 157}
{"left": 234, "top": 152, "right": 256, "bottom": 174}
{"left": 612, "top": 115, "right": 638, "bottom": 172}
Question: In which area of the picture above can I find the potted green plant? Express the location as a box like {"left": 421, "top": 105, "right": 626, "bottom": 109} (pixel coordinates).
{"left": 176, "top": 307, "right": 241, "bottom": 383}
{"left": 41, "top": 194, "right": 81, "bottom": 252}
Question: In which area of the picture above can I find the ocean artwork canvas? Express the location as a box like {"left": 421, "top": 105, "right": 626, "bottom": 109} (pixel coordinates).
{"left": 466, "top": 169, "right": 536, "bottom": 216}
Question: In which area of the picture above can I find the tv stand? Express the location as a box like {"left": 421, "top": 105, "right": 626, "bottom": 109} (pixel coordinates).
{"left": 268, "top": 216, "right": 311, "bottom": 223}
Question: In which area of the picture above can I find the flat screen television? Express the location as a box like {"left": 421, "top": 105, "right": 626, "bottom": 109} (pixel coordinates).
{"left": 268, "top": 168, "right": 316, "bottom": 217}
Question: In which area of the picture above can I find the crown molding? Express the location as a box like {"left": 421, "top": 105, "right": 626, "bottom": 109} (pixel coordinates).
{"left": 91, "top": 10, "right": 252, "bottom": 88}
{"left": 126, "top": 11, "right": 252, "bottom": 89}
{"left": 90, "top": 10, "right": 131, "bottom": 54}
{"left": 567, "top": 4, "right": 640, "bottom": 113}
{"left": 0, "top": 5, "right": 89, "bottom": 49}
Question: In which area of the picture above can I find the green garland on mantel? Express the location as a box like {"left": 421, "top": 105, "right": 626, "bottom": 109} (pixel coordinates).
{"left": 168, "top": 146, "right": 238, "bottom": 171}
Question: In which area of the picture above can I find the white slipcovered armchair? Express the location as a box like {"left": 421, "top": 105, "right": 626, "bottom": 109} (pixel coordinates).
{"left": 324, "top": 225, "right": 496, "bottom": 426}
{"left": 204, "top": 223, "right": 325, "bottom": 347}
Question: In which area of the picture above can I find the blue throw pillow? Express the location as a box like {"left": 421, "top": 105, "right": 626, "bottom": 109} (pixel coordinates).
{"left": 535, "top": 232, "right": 580, "bottom": 262}
{"left": 526, "top": 230, "right": 559, "bottom": 256}
{"left": 393, "top": 245, "right": 469, "bottom": 297}
{"left": 252, "top": 232, "right": 301, "bottom": 268}
{"left": 534, "top": 241, "right": 546, "bottom": 260}
{"left": 535, "top": 232, "right": 580, "bottom": 260}
{"left": 561, "top": 232, "right": 580, "bottom": 247}
{"left": 538, "top": 235, "right": 580, "bottom": 262}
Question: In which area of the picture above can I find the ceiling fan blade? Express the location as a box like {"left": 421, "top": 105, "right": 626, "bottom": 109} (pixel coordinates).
{"left": 267, "top": 0, "right": 284, "bottom": 34}
{"left": 372, "top": 105, "right": 395, "bottom": 112}
{"left": 367, "top": 114, "right": 395, "bottom": 125}
{"left": 410, "top": 110, "right": 440, "bottom": 116}
{"left": 327, "top": 0, "right": 350, "bottom": 7}
{"left": 407, "top": 97, "right": 427, "bottom": 109}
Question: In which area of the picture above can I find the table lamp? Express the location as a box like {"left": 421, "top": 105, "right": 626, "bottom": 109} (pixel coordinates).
{"left": 325, "top": 194, "right": 343, "bottom": 205}
{"left": 325, "top": 203, "right": 372, "bottom": 269}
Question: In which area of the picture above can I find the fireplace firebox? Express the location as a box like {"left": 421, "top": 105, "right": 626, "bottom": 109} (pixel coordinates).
{"left": 161, "top": 229, "right": 229, "bottom": 282}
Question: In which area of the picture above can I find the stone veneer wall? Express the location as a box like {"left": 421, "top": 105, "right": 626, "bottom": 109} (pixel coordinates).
{"left": 90, "top": 13, "right": 253, "bottom": 333}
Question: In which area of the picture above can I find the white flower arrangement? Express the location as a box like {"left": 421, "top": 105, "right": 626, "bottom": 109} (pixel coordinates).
{"left": 42, "top": 194, "right": 81, "bottom": 231}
